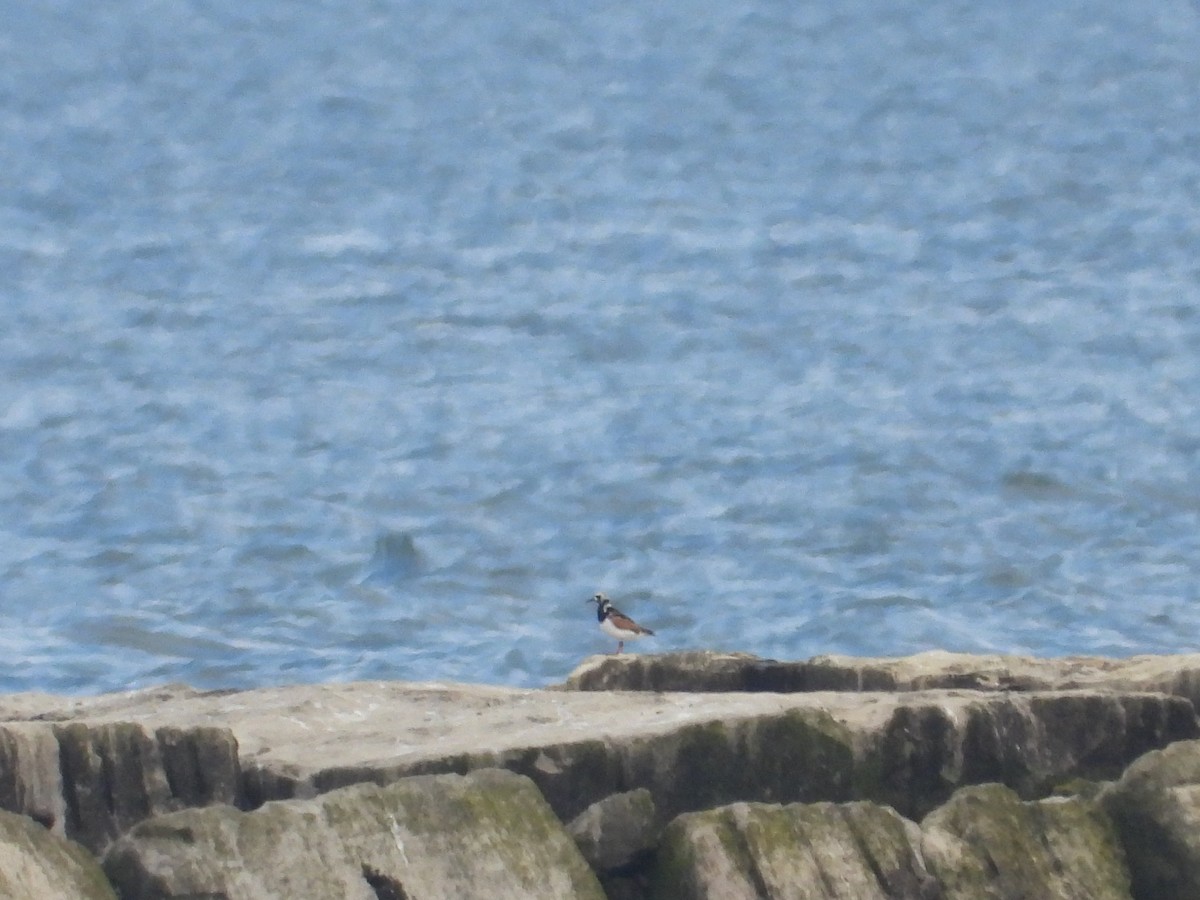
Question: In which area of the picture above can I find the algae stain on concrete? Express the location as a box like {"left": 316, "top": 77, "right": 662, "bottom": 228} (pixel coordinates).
{"left": 647, "top": 817, "right": 701, "bottom": 899}
{"left": 507, "top": 737, "right": 621, "bottom": 821}
{"left": 922, "top": 783, "right": 1132, "bottom": 900}
{"left": 751, "top": 710, "right": 856, "bottom": 804}
{"left": 458, "top": 777, "right": 570, "bottom": 882}
{"left": 377, "top": 771, "right": 605, "bottom": 898}
{"left": 648, "top": 807, "right": 758, "bottom": 900}
{"left": 648, "top": 710, "right": 858, "bottom": 820}
{"left": 675, "top": 721, "right": 741, "bottom": 805}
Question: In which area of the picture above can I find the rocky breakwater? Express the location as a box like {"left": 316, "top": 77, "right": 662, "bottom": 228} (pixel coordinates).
{"left": 4, "top": 652, "right": 1200, "bottom": 898}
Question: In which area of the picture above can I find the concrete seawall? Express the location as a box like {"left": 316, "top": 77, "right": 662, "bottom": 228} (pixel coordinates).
{"left": 5, "top": 651, "right": 1200, "bottom": 898}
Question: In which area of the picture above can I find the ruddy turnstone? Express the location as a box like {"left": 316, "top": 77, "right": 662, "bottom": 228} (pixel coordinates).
{"left": 587, "top": 593, "right": 654, "bottom": 654}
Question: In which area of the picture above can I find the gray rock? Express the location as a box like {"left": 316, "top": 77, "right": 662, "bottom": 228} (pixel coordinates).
{"left": 869, "top": 691, "right": 1197, "bottom": 818}
{"left": 0, "top": 723, "right": 65, "bottom": 833}
{"left": 103, "top": 768, "right": 605, "bottom": 900}
{"left": 0, "top": 808, "right": 117, "bottom": 900}
{"left": 1102, "top": 738, "right": 1200, "bottom": 900}
{"left": 55, "top": 722, "right": 176, "bottom": 855}
{"left": 568, "top": 788, "right": 659, "bottom": 873}
{"left": 0, "top": 684, "right": 205, "bottom": 722}
{"left": 560, "top": 651, "right": 1072, "bottom": 692}
{"left": 52, "top": 722, "right": 241, "bottom": 856}
{"left": 304, "top": 704, "right": 861, "bottom": 828}
{"left": 921, "top": 783, "right": 1131, "bottom": 900}
{"left": 561, "top": 650, "right": 1200, "bottom": 703}
{"left": 155, "top": 725, "right": 241, "bottom": 809}
{"left": 563, "top": 652, "right": 789, "bottom": 692}
{"left": 217, "top": 687, "right": 1198, "bottom": 828}
{"left": 0, "top": 721, "right": 244, "bottom": 856}
{"left": 3, "top": 676, "right": 1194, "bottom": 845}
{"left": 218, "top": 685, "right": 864, "bottom": 824}
{"left": 651, "top": 799, "right": 935, "bottom": 899}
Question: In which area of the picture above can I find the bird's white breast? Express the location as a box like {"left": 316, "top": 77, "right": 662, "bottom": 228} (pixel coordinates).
{"left": 601, "top": 617, "right": 646, "bottom": 640}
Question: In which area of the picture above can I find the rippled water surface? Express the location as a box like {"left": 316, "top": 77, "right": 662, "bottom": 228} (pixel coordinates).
{"left": 4, "top": 0, "right": 1200, "bottom": 692}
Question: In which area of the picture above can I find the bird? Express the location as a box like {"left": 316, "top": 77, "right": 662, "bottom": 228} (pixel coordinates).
{"left": 586, "top": 593, "right": 654, "bottom": 654}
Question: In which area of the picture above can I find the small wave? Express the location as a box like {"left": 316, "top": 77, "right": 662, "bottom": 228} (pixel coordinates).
{"left": 843, "top": 594, "right": 934, "bottom": 612}
{"left": 1001, "top": 470, "right": 1074, "bottom": 499}
{"left": 362, "top": 531, "right": 422, "bottom": 583}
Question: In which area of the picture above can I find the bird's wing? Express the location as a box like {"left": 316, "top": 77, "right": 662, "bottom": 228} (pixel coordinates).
{"left": 609, "top": 611, "right": 653, "bottom": 635}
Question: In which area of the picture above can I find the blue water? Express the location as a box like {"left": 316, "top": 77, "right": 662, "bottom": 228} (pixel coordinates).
{"left": 4, "top": 0, "right": 1200, "bottom": 693}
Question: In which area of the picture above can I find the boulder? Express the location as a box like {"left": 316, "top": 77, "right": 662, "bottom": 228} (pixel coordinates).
{"left": 563, "top": 652, "right": 795, "bottom": 692}
{"left": 155, "top": 725, "right": 242, "bottom": 809}
{"left": 650, "top": 799, "right": 935, "bottom": 899}
{"left": 103, "top": 768, "right": 605, "bottom": 900}
{"left": 0, "top": 808, "right": 117, "bottom": 900}
{"left": 1102, "top": 738, "right": 1200, "bottom": 900}
{"left": 921, "top": 783, "right": 1131, "bottom": 900}
{"left": 867, "top": 690, "right": 1197, "bottom": 818}
{"left": 51, "top": 722, "right": 242, "bottom": 855}
{"left": 2, "top": 684, "right": 860, "bottom": 843}
{"left": 55, "top": 722, "right": 175, "bottom": 855}
{"left": 304, "top": 704, "right": 860, "bottom": 826}
{"left": 3, "top": 677, "right": 1194, "bottom": 846}
{"left": 0, "top": 723, "right": 65, "bottom": 833}
{"left": 561, "top": 651, "right": 1092, "bottom": 692}
{"left": 562, "top": 651, "right": 1200, "bottom": 705}
{"left": 567, "top": 787, "right": 659, "bottom": 873}
{"left": 569, "top": 788, "right": 660, "bottom": 900}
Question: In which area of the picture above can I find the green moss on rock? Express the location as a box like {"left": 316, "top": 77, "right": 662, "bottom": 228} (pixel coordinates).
{"left": 625, "top": 709, "right": 856, "bottom": 824}
{"left": 922, "top": 783, "right": 1131, "bottom": 900}
{"left": 751, "top": 709, "right": 856, "bottom": 803}
{"left": 0, "top": 809, "right": 118, "bottom": 900}
{"left": 105, "top": 769, "right": 605, "bottom": 900}
{"left": 1102, "top": 739, "right": 1200, "bottom": 900}
{"left": 649, "top": 799, "right": 932, "bottom": 899}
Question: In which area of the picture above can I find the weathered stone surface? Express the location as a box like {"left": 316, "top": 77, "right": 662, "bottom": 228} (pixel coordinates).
{"left": 3, "top": 676, "right": 1194, "bottom": 840}
{"left": 651, "top": 799, "right": 935, "bottom": 899}
{"left": 1102, "top": 738, "right": 1200, "bottom": 900}
{"left": 562, "top": 651, "right": 1200, "bottom": 705}
{"left": 308, "top": 704, "right": 860, "bottom": 826}
{"left": 0, "top": 808, "right": 117, "bottom": 900}
{"left": 50, "top": 722, "right": 241, "bottom": 856}
{"left": 569, "top": 789, "right": 660, "bottom": 900}
{"left": 103, "top": 768, "right": 605, "bottom": 900}
{"left": 5, "top": 680, "right": 873, "bottom": 825}
{"left": 563, "top": 652, "right": 793, "bottom": 692}
{"left": 155, "top": 725, "right": 241, "bottom": 810}
{"left": 55, "top": 722, "right": 176, "bottom": 856}
{"left": 0, "top": 723, "right": 65, "bottom": 833}
{"left": 868, "top": 691, "right": 1198, "bottom": 818}
{"left": 922, "top": 783, "right": 1131, "bottom": 899}
{"left": 0, "top": 719, "right": 246, "bottom": 856}
{"left": 568, "top": 787, "right": 659, "bottom": 873}
{"left": 0, "top": 684, "right": 206, "bottom": 723}
{"left": 0, "top": 658, "right": 1193, "bottom": 900}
